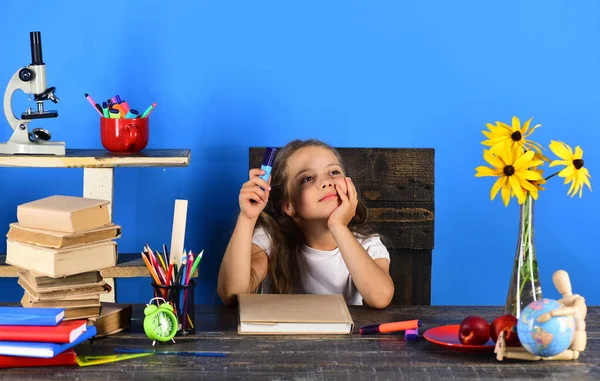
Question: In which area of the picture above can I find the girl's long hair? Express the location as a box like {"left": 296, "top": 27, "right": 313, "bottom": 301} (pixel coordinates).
{"left": 253, "top": 139, "right": 376, "bottom": 294}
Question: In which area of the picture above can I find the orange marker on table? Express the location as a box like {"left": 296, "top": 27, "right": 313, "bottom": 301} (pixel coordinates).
{"left": 359, "top": 319, "right": 421, "bottom": 334}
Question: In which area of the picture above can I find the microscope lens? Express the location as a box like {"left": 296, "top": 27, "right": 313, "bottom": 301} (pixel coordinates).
{"left": 30, "top": 31, "right": 44, "bottom": 65}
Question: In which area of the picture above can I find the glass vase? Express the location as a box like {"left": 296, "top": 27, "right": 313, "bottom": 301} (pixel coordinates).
{"left": 504, "top": 192, "right": 543, "bottom": 319}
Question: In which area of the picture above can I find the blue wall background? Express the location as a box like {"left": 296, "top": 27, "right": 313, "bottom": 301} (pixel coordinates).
{"left": 0, "top": 1, "right": 598, "bottom": 306}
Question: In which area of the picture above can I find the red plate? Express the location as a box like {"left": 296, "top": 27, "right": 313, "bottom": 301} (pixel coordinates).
{"left": 423, "top": 325, "right": 495, "bottom": 353}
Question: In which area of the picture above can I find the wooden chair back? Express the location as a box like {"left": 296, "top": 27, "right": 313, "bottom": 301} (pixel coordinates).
{"left": 250, "top": 147, "right": 434, "bottom": 305}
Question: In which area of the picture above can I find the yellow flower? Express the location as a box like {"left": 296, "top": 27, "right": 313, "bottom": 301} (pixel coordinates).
{"left": 530, "top": 167, "right": 546, "bottom": 191}
{"left": 531, "top": 152, "right": 547, "bottom": 191}
{"left": 481, "top": 116, "right": 544, "bottom": 155}
{"left": 549, "top": 140, "right": 592, "bottom": 197}
{"left": 475, "top": 146, "right": 544, "bottom": 207}
{"left": 533, "top": 150, "right": 551, "bottom": 164}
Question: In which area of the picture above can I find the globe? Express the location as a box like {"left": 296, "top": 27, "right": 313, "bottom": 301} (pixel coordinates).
{"left": 517, "top": 298, "right": 575, "bottom": 357}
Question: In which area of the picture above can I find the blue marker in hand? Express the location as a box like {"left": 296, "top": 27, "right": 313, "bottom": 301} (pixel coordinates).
{"left": 260, "top": 148, "right": 277, "bottom": 186}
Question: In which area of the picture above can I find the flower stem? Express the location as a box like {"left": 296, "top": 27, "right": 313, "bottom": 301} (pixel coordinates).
{"left": 518, "top": 196, "right": 531, "bottom": 297}
{"left": 505, "top": 192, "right": 542, "bottom": 318}
{"left": 544, "top": 171, "right": 560, "bottom": 181}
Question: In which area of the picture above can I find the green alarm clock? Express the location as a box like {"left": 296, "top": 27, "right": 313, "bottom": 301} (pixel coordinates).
{"left": 143, "top": 297, "right": 178, "bottom": 345}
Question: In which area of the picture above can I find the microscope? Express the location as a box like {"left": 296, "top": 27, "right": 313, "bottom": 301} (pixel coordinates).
{"left": 0, "top": 31, "right": 65, "bottom": 155}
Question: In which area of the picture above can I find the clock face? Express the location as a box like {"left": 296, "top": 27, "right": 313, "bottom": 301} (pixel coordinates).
{"left": 151, "top": 311, "right": 176, "bottom": 337}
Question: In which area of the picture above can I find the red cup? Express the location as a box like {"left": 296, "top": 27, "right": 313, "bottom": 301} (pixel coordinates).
{"left": 100, "top": 117, "right": 149, "bottom": 153}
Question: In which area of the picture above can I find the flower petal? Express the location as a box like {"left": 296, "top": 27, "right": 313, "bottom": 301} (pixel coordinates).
{"left": 564, "top": 172, "right": 577, "bottom": 197}
{"left": 529, "top": 187, "right": 539, "bottom": 200}
{"left": 501, "top": 178, "right": 511, "bottom": 207}
{"left": 529, "top": 159, "right": 544, "bottom": 168}
{"left": 488, "top": 126, "right": 510, "bottom": 135}
{"left": 475, "top": 165, "right": 502, "bottom": 177}
{"left": 496, "top": 146, "right": 513, "bottom": 164}
{"left": 513, "top": 150, "right": 535, "bottom": 170}
{"left": 569, "top": 175, "right": 581, "bottom": 197}
{"left": 490, "top": 176, "right": 504, "bottom": 200}
{"left": 550, "top": 159, "right": 570, "bottom": 168}
{"left": 509, "top": 175, "right": 525, "bottom": 201}
{"left": 511, "top": 116, "right": 521, "bottom": 132}
{"left": 489, "top": 141, "right": 509, "bottom": 155}
{"left": 520, "top": 170, "right": 543, "bottom": 181}
{"left": 574, "top": 146, "right": 583, "bottom": 160}
{"left": 487, "top": 135, "right": 511, "bottom": 143}
{"left": 515, "top": 173, "right": 539, "bottom": 193}
{"left": 524, "top": 123, "right": 542, "bottom": 138}
{"left": 521, "top": 117, "right": 532, "bottom": 135}
{"left": 549, "top": 140, "right": 574, "bottom": 161}
{"left": 559, "top": 165, "right": 575, "bottom": 178}
{"left": 482, "top": 130, "right": 494, "bottom": 139}
{"left": 581, "top": 167, "right": 593, "bottom": 191}
{"left": 577, "top": 171, "right": 586, "bottom": 198}
{"left": 564, "top": 172, "right": 575, "bottom": 185}
{"left": 496, "top": 121, "right": 513, "bottom": 132}
{"left": 526, "top": 140, "right": 544, "bottom": 154}
{"left": 511, "top": 144, "right": 521, "bottom": 163}
{"left": 483, "top": 150, "right": 504, "bottom": 169}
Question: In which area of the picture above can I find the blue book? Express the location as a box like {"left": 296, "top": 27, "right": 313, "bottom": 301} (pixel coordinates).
{"left": 0, "top": 325, "right": 96, "bottom": 358}
{"left": 0, "top": 307, "right": 64, "bottom": 326}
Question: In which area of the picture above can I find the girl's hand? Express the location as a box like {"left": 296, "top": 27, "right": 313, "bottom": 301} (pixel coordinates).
{"left": 327, "top": 177, "right": 358, "bottom": 229}
{"left": 239, "top": 168, "right": 271, "bottom": 220}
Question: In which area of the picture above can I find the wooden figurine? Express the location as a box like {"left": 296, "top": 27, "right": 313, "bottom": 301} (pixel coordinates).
{"left": 495, "top": 269, "right": 587, "bottom": 361}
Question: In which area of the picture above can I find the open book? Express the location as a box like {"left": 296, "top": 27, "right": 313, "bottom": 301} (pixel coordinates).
{"left": 238, "top": 294, "right": 354, "bottom": 335}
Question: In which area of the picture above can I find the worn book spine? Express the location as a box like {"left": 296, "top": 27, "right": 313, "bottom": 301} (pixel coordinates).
{"left": 18, "top": 270, "right": 103, "bottom": 289}
{"left": 21, "top": 293, "right": 101, "bottom": 309}
{"left": 5, "top": 240, "right": 117, "bottom": 278}
{"left": 17, "top": 204, "right": 111, "bottom": 233}
{"left": 6, "top": 224, "right": 121, "bottom": 249}
{"left": 18, "top": 277, "right": 111, "bottom": 302}
{"left": 63, "top": 306, "right": 102, "bottom": 321}
{"left": 87, "top": 304, "right": 132, "bottom": 338}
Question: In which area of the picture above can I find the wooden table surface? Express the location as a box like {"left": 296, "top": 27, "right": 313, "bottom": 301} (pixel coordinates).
{"left": 2, "top": 305, "right": 598, "bottom": 381}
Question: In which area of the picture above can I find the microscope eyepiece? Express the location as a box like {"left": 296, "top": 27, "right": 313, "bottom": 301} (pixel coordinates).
{"left": 30, "top": 31, "right": 44, "bottom": 65}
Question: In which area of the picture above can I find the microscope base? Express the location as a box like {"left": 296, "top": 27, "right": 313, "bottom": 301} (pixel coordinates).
{"left": 0, "top": 140, "right": 65, "bottom": 156}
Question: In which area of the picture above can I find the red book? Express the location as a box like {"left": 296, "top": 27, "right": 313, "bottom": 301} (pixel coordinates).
{"left": 0, "top": 349, "right": 76, "bottom": 368}
{"left": 0, "top": 320, "right": 87, "bottom": 343}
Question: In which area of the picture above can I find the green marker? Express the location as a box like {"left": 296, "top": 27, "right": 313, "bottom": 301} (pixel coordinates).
{"left": 101, "top": 102, "right": 110, "bottom": 118}
{"left": 140, "top": 102, "right": 156, "bottom": 118}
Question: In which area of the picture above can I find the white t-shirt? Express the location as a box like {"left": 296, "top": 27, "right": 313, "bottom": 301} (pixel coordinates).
{"left": 252, "top": 226, "right": 390, "bottom": 305}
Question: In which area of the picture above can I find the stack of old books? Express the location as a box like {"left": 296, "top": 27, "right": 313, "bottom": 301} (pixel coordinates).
{"left": 5, "top": 195, "right": 120, "bottom": 321}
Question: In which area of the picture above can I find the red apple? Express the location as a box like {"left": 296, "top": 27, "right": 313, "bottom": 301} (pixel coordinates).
{"left": 458, "top": 316, "right": 490, "bottom": 345}
{"left": 490, "top": 314, "right": 520, "bottom": 346}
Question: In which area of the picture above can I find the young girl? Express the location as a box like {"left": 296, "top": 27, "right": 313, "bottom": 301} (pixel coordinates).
{"left": 217, "top": 139, "right": 394, "bottom": 309}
